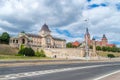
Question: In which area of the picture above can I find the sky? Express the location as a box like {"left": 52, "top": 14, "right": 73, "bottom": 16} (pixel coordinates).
{"left": 0, "top": 0, "right": 120, "bottom": 46}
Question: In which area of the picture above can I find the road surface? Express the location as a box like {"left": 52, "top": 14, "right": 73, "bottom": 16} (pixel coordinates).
{"left": 0, "top": 61, "right": 120, "bottom": 80}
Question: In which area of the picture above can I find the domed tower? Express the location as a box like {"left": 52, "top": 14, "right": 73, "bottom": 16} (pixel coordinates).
{"left": 101, "top": 34, "right": 108, "bottom": 46}
{"left": 84, "top": 28, "right": 91, "bottom": 45}
{"left": 39, "top": 23, "right": 51, "bottom": 37}
{"left": 39, "top": 24, "right": 52, "bottom": 48}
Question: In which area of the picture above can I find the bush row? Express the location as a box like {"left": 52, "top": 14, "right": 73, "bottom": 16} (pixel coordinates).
{"left": 18, "top": 45, "right": 46, "bottom": 57}
{"left": 96, "top": 46, "right": 120, "bottom": 52}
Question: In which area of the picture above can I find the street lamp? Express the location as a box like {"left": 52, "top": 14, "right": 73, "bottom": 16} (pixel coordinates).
{"left": 84, "top": 19, "right": 89, "bottom": 61}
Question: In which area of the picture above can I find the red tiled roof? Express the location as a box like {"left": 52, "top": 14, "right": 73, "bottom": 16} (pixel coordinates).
{"left": 72, "top": 41, "right": 80, "bottom": 47}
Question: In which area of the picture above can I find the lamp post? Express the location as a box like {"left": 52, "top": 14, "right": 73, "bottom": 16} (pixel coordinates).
{"left": 84, "top": 19, "right": 89, "bottom": 61}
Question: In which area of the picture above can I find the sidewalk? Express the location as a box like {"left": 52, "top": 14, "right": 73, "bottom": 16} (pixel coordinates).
{"left": 0, "top": 59, "right": 87, "bottom": 67}
{"left": 99, "top": 71, "right": 120, "bottom": 80}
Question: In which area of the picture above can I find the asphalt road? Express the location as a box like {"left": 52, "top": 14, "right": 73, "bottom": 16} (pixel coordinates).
{"left": 0, "top": 61, "right": 120, "bottom": 80}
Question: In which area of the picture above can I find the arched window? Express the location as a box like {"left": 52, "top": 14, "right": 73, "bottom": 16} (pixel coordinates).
{"left": 16, "top": 40, "right": 18, "bottom": 43}
{"left": 13, "top": 40, "right": 15, "bottom": 43}
{"left": 22, "top": 39, "right": 25, "bottom": 44}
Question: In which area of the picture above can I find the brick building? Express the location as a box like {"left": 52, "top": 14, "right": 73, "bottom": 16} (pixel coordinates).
{"left": 84, "top": 28, "right": 115, "bottom": 47}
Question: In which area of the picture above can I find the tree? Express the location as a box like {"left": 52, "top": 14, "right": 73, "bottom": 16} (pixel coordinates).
{"left": 96, "top": 46, "right": 101, "bottom": 51}
{"left": 89, "top": 45, "right": 93, "bottom": 49}
{"left": 106, "top": 47, "right": 112, "bottom": 52}
{"left": 107, "top": 54, "right": 115, "bottom": 58}
{"left": 0, "top": 32, "right": 10, "bottom": 44}
{"left": 18, "top": 47, "right": 35, "bottom": 56}
{"left": 0, "top": 36, "right": 1, "bottom": 43}
{"left": 117, "top": 48, "right": 120, "bottom": 52}
{"left": 66, "top": 42, "right": 73, "bottom": 48}
{"left": 111, "top": 47, "right": 118, "bottom": 52}
{"left": 102, "top": 46, "right": 107, "bottom": 51}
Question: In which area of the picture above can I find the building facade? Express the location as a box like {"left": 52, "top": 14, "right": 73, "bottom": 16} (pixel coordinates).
{"left": 10, "top": 24, "right": 66, "bottom": 48}
{"left": 84, "top": 28, "right": 115, "bottom": 47}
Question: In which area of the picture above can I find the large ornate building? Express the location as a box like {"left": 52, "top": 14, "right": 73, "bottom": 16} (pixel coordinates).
{"left": 10, "top": 24, "right": 66, "bottom": 48}
{"left": 84, "top": 28, "right": 115, "bottom": 47}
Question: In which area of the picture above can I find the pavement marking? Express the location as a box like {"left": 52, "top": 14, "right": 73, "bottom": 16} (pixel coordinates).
{"left": 0, "top": 64, "right": 119, "bottom": 80}
{"left": 94, "top": 70, "right": 120, "bottom": 80}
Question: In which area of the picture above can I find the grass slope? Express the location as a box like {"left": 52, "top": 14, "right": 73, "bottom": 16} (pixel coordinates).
{"left": 0, "top": 44, "right": 49, "bottom": 60}
{"left": 0, "top": 44, "right": 18, "bottom": 55}
{"left": 97, "top": 51, "right": 120, "bottom": 57}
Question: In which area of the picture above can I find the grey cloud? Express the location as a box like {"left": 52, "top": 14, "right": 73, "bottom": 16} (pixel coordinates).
{"left": 0, "top": 0, "right": 120, "bottom": 46}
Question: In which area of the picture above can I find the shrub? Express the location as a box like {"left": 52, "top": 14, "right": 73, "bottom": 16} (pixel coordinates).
{"left": 35, "top": 49, "right": 46, "bottom": 57}
{"left": 35, "top": 50, "right": 40, "bottom": 57}
{"left": 18, "top": 49, "right": 24, "bottom": 55}
{"left": 18, "top": 47, "right": 35, "bottom": 56}
{"left": 19, "top": 44, "right": 25, "bottom": 50}
{"left": 107, "top": 54, "right": 115, "bottom": 58}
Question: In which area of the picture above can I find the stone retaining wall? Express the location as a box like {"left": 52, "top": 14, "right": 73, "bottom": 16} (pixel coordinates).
{"left": 32, "top": 47, "right": 87, "bottom": 59}
{"left": 44, "top": 48, "right": 85, "bottom": 59}
{"left": 32, "top": 47, "right": 99, "bottom": 59}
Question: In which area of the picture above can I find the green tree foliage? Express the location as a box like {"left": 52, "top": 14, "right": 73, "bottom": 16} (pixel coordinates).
{"left": 107, "top": 54, "right": 115, "bottom": 58}
{"left": 111, "top": 47, "right": 118, "bottom": 52}
{"left": 106, "top": 47, "right": 111, "bottom": 52}
{"left": 96, "top": 46, "right": 120, "bottom": 53}
{"left": 18, "top": 47, "right": 35, "bottom": 56}
{"left": 35, "top": 49, "right": 46, "bottom": 57}
{"left": 66, "top": 42, "right": 73, "bottom": 48}
{"left": 117, "top": 48, "right": 120, "bottom": 52}
{"left": 0, "top": 36, "right": 1, "bottom": 43}
{"left": 102, "top": 46, "right": 107, "bottom": 51}
{"left": 0, "top": 32, "right": 10, "bottom": 44}
{"left": 19, "top": 44, "right": 25, "bottom": 50}
{"left": 96, "top": 46, "right": 101, "bottom": 51}
{"left": 89, "top": 45, "right": 93, "bottom": 49}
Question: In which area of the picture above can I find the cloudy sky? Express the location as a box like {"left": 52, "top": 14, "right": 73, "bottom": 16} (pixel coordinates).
{"left": 0, "top": 0, "right": 120, "bottom": 46}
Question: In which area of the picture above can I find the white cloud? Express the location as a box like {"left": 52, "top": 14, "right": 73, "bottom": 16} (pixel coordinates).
{"left": 0, "top": 0, "right": 120, "bottom": 46}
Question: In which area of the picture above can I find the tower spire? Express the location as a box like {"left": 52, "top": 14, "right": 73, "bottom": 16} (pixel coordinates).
{"left": 86, "top": 28, "right": 88, "bottom": 33}
{"left": 86, "top": 27, "right": 89, "bottom": 35}
{"left": 102, "top": 34, "right": 106, "bottom": 39}
{"left": 84, "top": 27, "right": 91, "bottom": 45}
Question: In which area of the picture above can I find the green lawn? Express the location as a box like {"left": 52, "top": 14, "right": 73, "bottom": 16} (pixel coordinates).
{"left": 97, "top": 51, "right": 120, "bottom": 57}
{"left": 0, "top": 55, "right": 51, "bottom": 60}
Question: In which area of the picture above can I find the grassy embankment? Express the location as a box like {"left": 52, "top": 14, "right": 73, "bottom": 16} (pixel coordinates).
{"left": 0, "top": 55, "right": 51, "bottom": 60}
{"left": 0, "top": 44, "right": 50, "bottom": 60}
{"left": 97, "top": 51, "right": 120, "bottom": 57}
